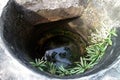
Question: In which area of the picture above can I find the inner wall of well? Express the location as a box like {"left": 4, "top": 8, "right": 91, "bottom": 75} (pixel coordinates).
{"left": 28, "top": 20, "right": 87, "bottom": 62}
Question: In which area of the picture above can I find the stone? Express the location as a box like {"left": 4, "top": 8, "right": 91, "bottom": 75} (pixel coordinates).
{"left": 14, "top": 0, "right": 88, "bottom": 25}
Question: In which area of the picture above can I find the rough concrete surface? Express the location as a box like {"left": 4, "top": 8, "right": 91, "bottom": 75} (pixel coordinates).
{"left": 0, "top": 0, "right": 120, "bottom": 80}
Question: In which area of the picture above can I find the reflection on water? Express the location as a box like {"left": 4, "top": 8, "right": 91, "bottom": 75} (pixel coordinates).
{"left": 34, "top": 24, "right": 87, "bottom": 68}
{"left": 44, "top": 47, "right": 72, "bottom": 68}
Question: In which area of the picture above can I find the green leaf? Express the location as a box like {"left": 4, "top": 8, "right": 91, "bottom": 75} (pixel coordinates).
{"left": 38, "top": 67, "right": 44, "bottom": 71}
{"left": 80, "top": 57, "right": 84, "bottom": 67}
{"left": 110, "top": 28, "right": 117, "bottom": 36}
{"left": 108, "top": 38, "right": 112, "bottom": 45}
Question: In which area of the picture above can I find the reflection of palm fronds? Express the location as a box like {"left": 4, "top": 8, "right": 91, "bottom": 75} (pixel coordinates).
{"left": 30, "top": 28, "right": 117, "bottom": 76}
